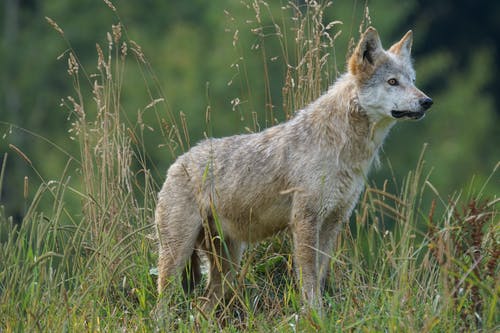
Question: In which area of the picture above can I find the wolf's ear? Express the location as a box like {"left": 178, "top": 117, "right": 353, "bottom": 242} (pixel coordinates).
{"left": 389, "top": 30, "right": 413, "bottom": 59}
{"left": 349, "top": 27, "right": 384, "bottom": 77}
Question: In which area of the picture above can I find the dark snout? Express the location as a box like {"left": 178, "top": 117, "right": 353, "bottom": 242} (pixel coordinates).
{"left": 419, "top": 97, "right": 433, "bottom": 110}
{"left": 391, "top": 95, "right": 433, "bottom": 120}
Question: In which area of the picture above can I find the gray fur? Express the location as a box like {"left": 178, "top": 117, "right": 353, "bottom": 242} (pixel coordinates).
{"left": 155, "top": 27, "right": 432, "bottom": 311}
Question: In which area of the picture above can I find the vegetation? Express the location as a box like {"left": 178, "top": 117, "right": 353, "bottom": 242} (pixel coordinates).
{"left": 0, "top": 1, "right": 498, "bottom": 331}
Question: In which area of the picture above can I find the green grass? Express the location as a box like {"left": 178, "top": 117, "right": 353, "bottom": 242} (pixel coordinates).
{"left": 1, "top": 148, "right": 498, "bottom": 332}
{"left": 1, "top": 1, "right": 499, "bottom": 332}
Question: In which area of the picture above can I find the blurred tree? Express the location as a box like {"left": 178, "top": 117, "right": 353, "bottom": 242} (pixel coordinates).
{"left": 0, "top": 0, "right": 498, "bottom": 221}
{"left": 383, "top": 0, "right": 500, "bottom": 196}
{"left": 407, "top": 0, "right": 500, "bottom": 113}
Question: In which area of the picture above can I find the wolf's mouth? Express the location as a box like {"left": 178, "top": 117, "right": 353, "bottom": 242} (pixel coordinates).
{"left": 391, "top": 110, "right": 425, "bottom": 120}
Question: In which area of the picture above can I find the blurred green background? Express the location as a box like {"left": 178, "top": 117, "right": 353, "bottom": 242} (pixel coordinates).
{"left": 1, "top": 0, "right": 499, "bottom": 221}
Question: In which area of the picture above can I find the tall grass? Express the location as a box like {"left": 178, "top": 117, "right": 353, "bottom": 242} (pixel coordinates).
{"left": 1, "top": 1, "right": 498, "bottom": 332}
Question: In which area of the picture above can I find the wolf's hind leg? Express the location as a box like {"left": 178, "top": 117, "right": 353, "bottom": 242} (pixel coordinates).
{"left": 200, "top": 232, "right": 244, "bottom": 313}
{"left": 181, "top": 247, "right": 203, "bottom": 294}
{"left": 156, "top": 194, "right": 202, "bottom": 295}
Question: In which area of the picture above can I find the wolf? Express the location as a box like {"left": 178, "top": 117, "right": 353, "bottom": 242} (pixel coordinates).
{"left": 155, "top": 27, "right": 433, "bottom": 311}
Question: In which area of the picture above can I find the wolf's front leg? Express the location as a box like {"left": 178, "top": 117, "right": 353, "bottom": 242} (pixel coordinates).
{"left": 290, "top": 201, "right": 321, "bottom": 310}
{"left": 318, "top": 209, "right": 345, "bottom": 290}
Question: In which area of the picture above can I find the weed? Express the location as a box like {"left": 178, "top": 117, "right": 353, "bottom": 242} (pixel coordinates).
{"left": 0, "top": 1, "right": 498, "bottom": 332}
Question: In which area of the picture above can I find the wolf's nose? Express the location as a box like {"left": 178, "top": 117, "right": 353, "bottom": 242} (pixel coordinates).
{"left": 420, "top": 97, "right": 433, "bottom": 110}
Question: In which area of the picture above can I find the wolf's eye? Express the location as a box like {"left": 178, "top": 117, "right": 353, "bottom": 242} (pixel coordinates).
{"left": 387, "top": 78, "right": 399, "bottom": 86}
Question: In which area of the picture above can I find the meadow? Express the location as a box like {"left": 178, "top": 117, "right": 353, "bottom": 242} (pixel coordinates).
{"left": 0, "top": 1, "right": 498, "bottom": 332}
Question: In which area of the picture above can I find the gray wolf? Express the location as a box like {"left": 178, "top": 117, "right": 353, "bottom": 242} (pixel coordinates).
{"left": 155, "top": 27, "right": 433, "bottom": 311}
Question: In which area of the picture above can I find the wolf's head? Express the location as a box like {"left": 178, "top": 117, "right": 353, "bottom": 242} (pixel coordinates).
{"left": 349, "top": 27, "right": 433, "bottom": 121}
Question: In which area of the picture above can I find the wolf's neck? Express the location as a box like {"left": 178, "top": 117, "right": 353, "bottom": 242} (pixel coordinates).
{"left": 368, "top": 116, "right": 395, "bottom": 147}
{"left": 301, "top": 77, "right": 394, "bottom": 169}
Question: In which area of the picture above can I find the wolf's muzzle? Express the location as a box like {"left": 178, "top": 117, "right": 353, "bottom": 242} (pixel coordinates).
{"left": 391, "top": 97, "right": 433, "bottom": 120}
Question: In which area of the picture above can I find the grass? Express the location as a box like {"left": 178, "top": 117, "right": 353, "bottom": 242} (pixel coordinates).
{"left": 1, "top": 1, "right": 499, "bottom": 332}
